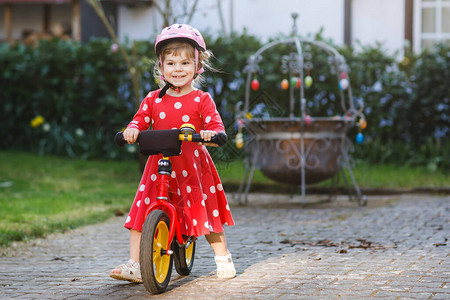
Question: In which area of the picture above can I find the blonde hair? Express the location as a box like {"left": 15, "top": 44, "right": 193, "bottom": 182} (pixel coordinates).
{"left": 154, "top": 40, "right": 214, "bottom": 88}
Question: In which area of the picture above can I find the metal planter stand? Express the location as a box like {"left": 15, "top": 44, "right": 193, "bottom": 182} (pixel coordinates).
{"left": 235, "top": 13, "right": 367, "bottom": 206}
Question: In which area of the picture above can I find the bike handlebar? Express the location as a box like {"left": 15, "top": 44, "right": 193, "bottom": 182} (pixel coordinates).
{"left": 183, "top": 131, "right": 228, "bottom": 147}
{"left": 115, "top": 130, "right": 228, "bottom": 148}
{"left": 114, "top": 132, "right": 127, "bottom": 147}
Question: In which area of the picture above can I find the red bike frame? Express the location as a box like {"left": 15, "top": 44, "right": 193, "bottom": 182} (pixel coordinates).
{"left": 115, "top": 126, "right": 226, "bottom": 255}
{"left": 144, "top": 156, "right": 186, "bottom": 254}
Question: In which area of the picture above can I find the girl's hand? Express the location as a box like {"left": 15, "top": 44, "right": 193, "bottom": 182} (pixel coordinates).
{"left": 199, "top": 130, "right": 218, "bottom": 147}
{"left": 123, "top": 128, "right": 140, "bottom": 144}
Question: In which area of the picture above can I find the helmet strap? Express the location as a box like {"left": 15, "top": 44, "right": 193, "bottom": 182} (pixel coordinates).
{"left": 158, "top": 82, "right": 174, "bottom": 98}
{"left": 158, "top": 79, "right": 194, "bottom": 98}
{"left": 195, "top": 48, "right": 205, "bottom": 75}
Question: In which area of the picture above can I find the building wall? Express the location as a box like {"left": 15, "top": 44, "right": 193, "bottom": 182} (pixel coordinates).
{"left": 117, "top": 4, "right": 160, "bottom": 41}
{"left": 0, "top": 4, "right": 45, "bottom": 40}
{"left": 118, "top": 0, "right": 408, "bottom": 54}
{"left": 0, "top": 3, "right": 72, "bottom": 40}
{"left": 351, "top": 0, "right": 405, "bottom": 54}
{"left": 52, "top": 4, "right": 73, "bottom": 31}
{"left": 0, "top": 0, "right": 415, "bottom": 55}
{"left": 80, "top": 0, "right": 116, "bottom": 43}
{"left": 118, "top": 0, "right": 345, "bottom": 44}
{"left": 191, "top": 0, "right": 345, "bottom": 43}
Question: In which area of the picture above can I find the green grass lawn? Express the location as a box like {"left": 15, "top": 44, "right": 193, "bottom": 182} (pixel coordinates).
{"left": 0, "top": 151, "right": 140, "bottom": 248}
{"left": 0, "top": 151, "right": 448, "bottom": 248}
{"left": 215, "top": 159, "right": 449, "bottom": 189}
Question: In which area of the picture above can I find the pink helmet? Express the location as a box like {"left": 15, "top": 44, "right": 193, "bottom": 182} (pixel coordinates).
{"left": 155, "top": 24, "right": 206, "bottom": 79}
{"left": 155, "top": 24, "right": 206, "bottom": 56}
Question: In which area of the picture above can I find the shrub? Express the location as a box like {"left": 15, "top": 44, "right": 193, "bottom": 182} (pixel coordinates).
{"left": 0, "top": 35, "right": 448, "bottom": 170}
{"left": 0, "top": 38, "right": 133, "bottom": 159}
{"left": 342, "top": 42, "right": 449, "bottom": 170}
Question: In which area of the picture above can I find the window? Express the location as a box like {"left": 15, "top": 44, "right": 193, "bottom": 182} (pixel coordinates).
{"left": 414, "top": 0, "right": 450, "bottom": 51}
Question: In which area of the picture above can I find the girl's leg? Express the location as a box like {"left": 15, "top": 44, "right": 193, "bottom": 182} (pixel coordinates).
{"left": 129, "top": 229, "right": 141, "bottom": 262}
{"left": 110, "top": 229, "right": 142, "bottom": 282}
{"left": 206, "top": 231, "right": 236, "bottom": 278}
{"left": 205, "top": 231, "right": 228, "bottom": 256}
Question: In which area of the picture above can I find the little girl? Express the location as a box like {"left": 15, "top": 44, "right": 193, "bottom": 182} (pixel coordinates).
{"left": 110, "top": 24, "right": 236, "bottom": 282}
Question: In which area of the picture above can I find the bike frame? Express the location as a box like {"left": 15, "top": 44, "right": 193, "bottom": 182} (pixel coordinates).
{"left": 115, "top": 125, "right": 226, "bottom": 256}
{"left": 144, "top": 156, "right": 186, "bottom": 254}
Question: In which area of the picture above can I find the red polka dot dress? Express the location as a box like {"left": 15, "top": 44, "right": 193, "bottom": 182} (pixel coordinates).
{"left": 124, "top": 89, "right": 234, "bottom": 237}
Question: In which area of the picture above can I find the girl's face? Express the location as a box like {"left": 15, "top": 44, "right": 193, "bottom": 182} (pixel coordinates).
{"left": 162, "top": 49, "right": 196, "bottom": 94}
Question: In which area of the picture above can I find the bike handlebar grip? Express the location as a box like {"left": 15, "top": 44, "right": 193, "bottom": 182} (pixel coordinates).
{"left": 115, "top": 131, "right": 127, "bottom": 147}
{"left": 191, "top": 132, "right": 228, "bottom": 147}
{"left": 214, "top": 132, "right": 228, "bottom": 147}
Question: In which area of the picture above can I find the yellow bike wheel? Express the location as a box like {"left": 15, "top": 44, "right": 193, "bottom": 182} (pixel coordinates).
{"left": 140, "top": 210, "right": 173, "bottom": 294}
{"left": 173, "top": 236, "right": 196, "bottom": 276}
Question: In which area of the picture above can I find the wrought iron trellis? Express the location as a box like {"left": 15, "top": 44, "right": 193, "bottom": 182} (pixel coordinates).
{"left": 235, "top": 13, "right": 367, "bottom": 206}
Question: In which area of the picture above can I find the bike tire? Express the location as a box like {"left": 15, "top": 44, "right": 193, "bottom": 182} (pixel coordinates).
{"left": 173, "top": 237, "right": 196, "bottom": 275}
{"left": 140, "top": 210, "right": 173, "bottom": 294}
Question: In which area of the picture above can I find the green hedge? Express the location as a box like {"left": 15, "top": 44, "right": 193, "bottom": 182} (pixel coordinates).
{"left": 343, "top": 43, "right": 449, "bottom": 170}
{"left": 0, "top": 35, "right": 448, "bottom": 169}
{"left": 0, "top": 39, "right": 132, "bottom": 159}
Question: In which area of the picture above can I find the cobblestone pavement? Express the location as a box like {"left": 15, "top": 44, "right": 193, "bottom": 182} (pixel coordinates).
{"left": 0, "top": 194, "right": 449, "bottom": 299}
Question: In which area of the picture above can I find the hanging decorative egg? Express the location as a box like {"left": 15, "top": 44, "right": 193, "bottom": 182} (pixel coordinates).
{"left": 290, "top": 77, "right": 301, "bottom": 89}
{"left": 356, "top": 132, "right": 364, "bottom": 144}
{"left": 339, "top": 78, "right": 349, "bottom": 90}
{"left": 305, "top": 75, "right": 313, "bottom": 88}
{"left": 281, "top": 79, "right": 289, "bottom": 90}
{"left": 305, "top": 114, "right": 312, "bottom": 126}
{"left": 235, "top": 132, "right": 244, "bottom": 149}
{"left": 251, "top": 79, "right": 260, "bottom": 91}
{"left": 340, "top": 72, "right": 347, "bottom": 79}
{"left": 290, "top": 77, "right": 296, "bottom": 87}
{"left": 234, "top": 119, "right": 243, "bottom": 131}
{"left": 359, "top": 118, "right": 367, "bottom": 130}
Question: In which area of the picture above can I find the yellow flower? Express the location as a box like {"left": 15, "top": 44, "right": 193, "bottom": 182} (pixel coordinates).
{"left": 30, "top": 115, "right": 45, "bottom": 128}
